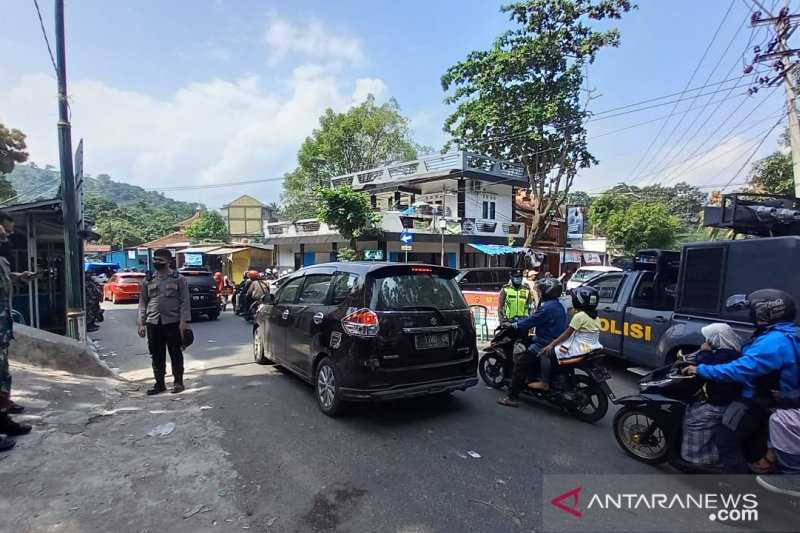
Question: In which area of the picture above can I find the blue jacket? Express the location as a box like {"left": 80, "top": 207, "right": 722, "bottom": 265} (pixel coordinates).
{"left": 697, "top": 322, "right": 799, "bottom": 400}
{"left": 513, "top": 299, "right": 568, "bottom": 350}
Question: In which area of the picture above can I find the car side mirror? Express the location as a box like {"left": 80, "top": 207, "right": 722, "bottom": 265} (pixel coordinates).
{"left": 725, "top": 294, "right": 749, "bottom": 310}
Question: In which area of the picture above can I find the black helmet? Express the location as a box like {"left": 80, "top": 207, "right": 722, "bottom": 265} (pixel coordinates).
{"left": 181, "top": 327, "right": 194, "bottom": 349}
{"left": 746, "top": 289, "right": 796, "bottom": 327}
{"left": 571, "top": 286, "right": 599, "bottom": 311}
{"left": 536, "top": 278, "right": 563, "bottom": 301}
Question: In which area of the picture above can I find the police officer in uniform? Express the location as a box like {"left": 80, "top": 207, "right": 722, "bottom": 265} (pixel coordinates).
{"left": 498, "top": 270, "right": 532, "bottom": 323}
{"left": 137, "top": 249, "right": 190, "bottom": 395}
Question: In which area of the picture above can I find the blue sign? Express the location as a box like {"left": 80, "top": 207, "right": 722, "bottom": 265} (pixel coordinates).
{"left": 184, "top": 253, "right": 203, "bottom": 267}
{"left": 400, "top": 230, "right": 413, "bottom": 245}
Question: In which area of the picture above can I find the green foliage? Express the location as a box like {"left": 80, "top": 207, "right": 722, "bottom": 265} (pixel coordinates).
{"left": 0, "top": 123, "right": 28, "bottom": 201}
{"left": 336, "top": 248, "right": 359, "bottom": 262}
{"left": 315, "top": 186, "right": 381, "bottom": 249}
{"left": 441, "top": 0, "right": 635, "bottom": 245}
{"left": 90, "top": 198, "right": 192, "bottom": 249}
{"left": 587, "top": 182, "right": 705, "bottom": 229}
{"left": 602, "top": 201, "right": 682, "bottom": 254}
{"left": 748, "top": 151, "right": 793, "bottom": 196}
{"left": 282, "top": 95, "right": 419, "bottom": 219}
{"left": 567, "top": 190, "right": 592, "bottom": 208}
{"left": 185, "top": 211, "right": 229, "bottom": 243}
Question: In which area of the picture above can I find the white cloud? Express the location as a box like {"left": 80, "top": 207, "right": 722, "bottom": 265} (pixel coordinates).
{"left": 264, "top": 14, "right": 365, "bottom": 66}
{"left": 0, "top": 68, "right": 387, "bottom": 204}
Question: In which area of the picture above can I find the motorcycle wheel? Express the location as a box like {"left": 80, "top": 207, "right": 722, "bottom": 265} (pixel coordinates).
{"left": 478, "top": 352, "right": 506, "bottom": 389}
{"left": 569, "top": 374, "right": 608, "bottom": 423}
{"left": 613, "top": 407, "right": 671, "bottom": 465}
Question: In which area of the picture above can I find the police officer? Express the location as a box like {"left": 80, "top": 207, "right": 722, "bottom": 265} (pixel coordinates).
{"left": 137, "top": 249, "right": 190, "bottom": 395}
{"left": 498, "top": 270, "right": 532, "bottom": 323}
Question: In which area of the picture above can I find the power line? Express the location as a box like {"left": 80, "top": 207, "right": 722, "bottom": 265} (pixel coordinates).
{"left": 720, "top": 101, "right": 786, "bottom": 190}
{"left": 632, "top": 12, "right": 751, "bottom": 184}
{"left": 32, "top": 0, "right": 58, "bottom": 75}
{"left": 624, "top": 0, "right": 738, "bottom": 182}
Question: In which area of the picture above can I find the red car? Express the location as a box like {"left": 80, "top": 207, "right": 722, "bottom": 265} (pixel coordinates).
{"left": 103, "top": 272, "right": 146, "bottom": 304}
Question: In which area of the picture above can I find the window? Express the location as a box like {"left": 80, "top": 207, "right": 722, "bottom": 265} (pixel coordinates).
{"left": 372, "top": 273, "right": 467, "bottom": 311}
{"left": 489, "top": 201, "right": 496, "bottom": 220}
{"left": 482, "top": 201, "right": 488, "bottom": 219}
{"left": 276, "top": 277, "right": 304, "bottom": 304}
{"left": 591, "top": 274, "right": 624, "bottom": 303}
{"left": 331, "top": 272, "right": 359, "bottom": 305}
{"left": 678, "top": 247, "right": 725, "bottom": 313}
{"left": 482, "top": 201, "right": 496, "bottom": 220}
{"left": 298, "top": 274, "right": 332, "bottom": 304}
{"left": 631, "top": 272, "right": 657, "bottom": 308}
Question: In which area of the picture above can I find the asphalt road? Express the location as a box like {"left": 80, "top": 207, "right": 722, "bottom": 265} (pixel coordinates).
{"left": 92, "top": 302, "right": 795, "bottom": 533}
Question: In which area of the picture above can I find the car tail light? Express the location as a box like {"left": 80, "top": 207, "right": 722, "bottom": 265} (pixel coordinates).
{"left": 341, "top": 308, "right": 379, "bottom": 337}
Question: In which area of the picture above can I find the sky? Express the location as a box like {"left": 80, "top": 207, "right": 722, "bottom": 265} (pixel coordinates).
{"left": 0, "top": 0, "right": 793, "bottom": 208}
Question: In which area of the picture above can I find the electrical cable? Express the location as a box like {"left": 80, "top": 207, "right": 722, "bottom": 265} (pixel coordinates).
{"left": 31, "top": 0, "right": 57, "bottom": 75}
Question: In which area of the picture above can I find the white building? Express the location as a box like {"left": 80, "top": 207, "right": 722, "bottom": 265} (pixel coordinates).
{"left": 265, "top": 152, "right": 528, "bottom": 270}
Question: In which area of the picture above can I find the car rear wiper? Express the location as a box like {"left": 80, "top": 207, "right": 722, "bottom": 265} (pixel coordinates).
{"left": 398, "top": 305, "right": 446, "bottom": 319}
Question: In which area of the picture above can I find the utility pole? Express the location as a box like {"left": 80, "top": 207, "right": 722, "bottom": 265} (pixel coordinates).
{"left": 750, "top": 5, "right": 800, "bottom": 198}
{"left": 54, "top": 0, "right": 85, "bottom": 340}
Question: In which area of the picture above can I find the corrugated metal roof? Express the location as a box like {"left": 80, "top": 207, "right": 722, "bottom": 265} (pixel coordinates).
{"left": 205, "top": 247, "right": 246, "bottom": 255}
{"left": 175, "top": 246, "right": 224, "bottom": 254}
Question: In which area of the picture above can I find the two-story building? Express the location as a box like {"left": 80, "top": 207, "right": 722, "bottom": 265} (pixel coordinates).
{"left": 222, "top": 195, "right": 275, "bottom": 242}
{"left": 264, "top": 152, "right": 528, "bottom": 270}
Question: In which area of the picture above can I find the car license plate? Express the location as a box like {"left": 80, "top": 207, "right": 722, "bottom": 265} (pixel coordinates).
{"left": 192, "top": 295, "right": 201, "bottom": 302}
{"left": 589, "top": 365, "right": 611, "bottom": 381}
{"left": 414, "top": 332, "right": 450, "bottom": 350}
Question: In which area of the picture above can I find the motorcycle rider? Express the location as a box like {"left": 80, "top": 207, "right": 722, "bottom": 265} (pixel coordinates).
{"left": 683, "top": 289, "right": 800, "bottom": 473}
{"left": 528, "top": 286, "right": 603, "bottom": 391}
{"left": 497, "top": 278, "right": 567, "bottom": 408}
{"left": 498, "top": 270, "right": 532, "bottom": 323}
{"left": 246, "top": 272, "right": 270, "bottom": 308}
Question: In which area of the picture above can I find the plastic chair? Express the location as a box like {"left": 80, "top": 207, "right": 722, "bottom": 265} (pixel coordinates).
{"left": 469, "top": 304, "right": 489, "bottom": 342}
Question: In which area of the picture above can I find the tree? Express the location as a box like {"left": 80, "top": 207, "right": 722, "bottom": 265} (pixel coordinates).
{"left": 441, "top": 0, "right": 634, "bottom": 246}
{"left": 602, "top": 201, "right": 681, "bottom": 254}
{"left": 748, "top": 151, "right": 793, "bottom": 195}
{"left": 281, "top": 95, "right": 419, "bottom": 219}
{"left": 594, "top": 182, "right": 705, "bottom": 228}
{"left": 566, "top": 190, "right": 593, "bottom": 208}
{"left": 0, "top": 123, "right": 28, "bottom": 201}
{"left": 185, "top": 211, "right": 228, "bottom": 243}
{"left": 316, "top": 186, "right": 381, "bottom": 258}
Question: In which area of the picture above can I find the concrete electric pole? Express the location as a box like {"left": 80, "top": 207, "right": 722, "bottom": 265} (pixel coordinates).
{"left": 750, "top": 4, "right": 800, "bottom": 198}
{"left": 54, "top": 0, "right": 85, "bottom": 340}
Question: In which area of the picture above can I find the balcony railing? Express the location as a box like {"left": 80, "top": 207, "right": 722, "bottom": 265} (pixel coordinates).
{"left": 329, "top": 151, "right": 528, "bottom": 190}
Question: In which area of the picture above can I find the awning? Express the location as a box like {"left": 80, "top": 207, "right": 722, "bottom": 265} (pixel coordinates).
{"left": 467, "top": 243, "right": 527, "bottom": 256}
{"left": 175, "top": 246, "right": 223, "bottom": 254}
{"left": 206, "top": 247, "right": 246, "bottom": 256}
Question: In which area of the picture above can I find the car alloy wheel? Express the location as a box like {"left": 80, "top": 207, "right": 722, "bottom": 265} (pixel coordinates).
{"left": 253, "top": 326, "right": 268, "bottom": 364}
{"left": 315, "top": 358, "right": 343, "bottom": 416}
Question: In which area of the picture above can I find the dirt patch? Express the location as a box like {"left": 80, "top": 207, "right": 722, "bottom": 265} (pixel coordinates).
{"left": 299, "top": 482, "right": 368, "bottom": 533}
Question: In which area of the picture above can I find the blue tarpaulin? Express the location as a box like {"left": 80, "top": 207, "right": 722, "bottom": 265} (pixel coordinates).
{"left": 467, "top": 244, "right": 526, "bottom": 256}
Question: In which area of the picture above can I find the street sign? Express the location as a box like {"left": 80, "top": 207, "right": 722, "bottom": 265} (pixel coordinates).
{"left": 401, "top": 245, "right": 412, "bottom": 251}
{"left": 400, "top": 230, "right": 413, "bottom": 245}
{"left": 363, "top": 249, "right": 384, "bottom": 261}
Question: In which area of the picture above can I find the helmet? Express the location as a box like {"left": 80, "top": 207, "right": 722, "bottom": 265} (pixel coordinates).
{"left": 571, "top": 286, "right": 599, "bottom": 311}
{"left": 248, "top": 270, "right": 260, "bottom": 281}
{"left": 181, "top": 327, "right": 194, "bottom": 349}
{"left": 536, "top": 278, "right": 563, "bottom": 301}
{"left": 746, "top": 289, "right": 796, "bottom": 327}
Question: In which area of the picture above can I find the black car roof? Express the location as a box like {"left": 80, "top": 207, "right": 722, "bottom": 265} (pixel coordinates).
{"left": 294, "top": 262, "right": 458, "bottom": 276}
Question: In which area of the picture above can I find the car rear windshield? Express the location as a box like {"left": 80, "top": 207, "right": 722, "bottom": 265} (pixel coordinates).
{"left": 371, "top": 268, "right": 467, "bottom": 311}
{"left": 571, "top": 269, "right": 603, "bottom": 282}
{"left": 119, "top": 274, "right": 144, "bottom": 281}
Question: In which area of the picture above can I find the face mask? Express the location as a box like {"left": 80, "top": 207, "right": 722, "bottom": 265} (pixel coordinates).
{"left": 511, "top": 277, "right": 523, "bottom": 287}
{"left": 154, "top": 260, "right": 169, "bottom": 270}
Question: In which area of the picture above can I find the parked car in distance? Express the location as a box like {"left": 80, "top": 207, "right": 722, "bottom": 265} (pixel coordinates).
{"left": 103, "top": 272, "right": 146, "bottom": 303}
{"left": 252, "top": 262, "right": 479, "bottom": 416}
{"left": 566, "top": 266, "right": 622, "bottom": 292}
{"left": 455, "top": 267, "right": 517, "bottom": 292}
{"left": 178, "top": 268, "right": 221, "bottom": 321}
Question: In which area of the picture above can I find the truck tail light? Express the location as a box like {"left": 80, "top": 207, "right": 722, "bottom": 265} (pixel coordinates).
{"left": 341, "top": 308, "right": 379, "bottom": 337}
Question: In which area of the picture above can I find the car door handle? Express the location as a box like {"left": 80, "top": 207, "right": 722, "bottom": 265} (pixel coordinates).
{"left": 654, "top": 316, "right": 666, "bottom": 322}
{"left": 281, "top": 310, "right": 290, "bottom": 320}
{"left": 313, "top": 312, "right": 324, "bottom": 325}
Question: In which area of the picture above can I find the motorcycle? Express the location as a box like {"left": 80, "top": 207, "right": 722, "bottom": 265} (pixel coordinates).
{"left": 479, "top": 323, "right": 614, "bottom": 423}
{"left": 612, "top": 363, "right": 727, "bottom": 472}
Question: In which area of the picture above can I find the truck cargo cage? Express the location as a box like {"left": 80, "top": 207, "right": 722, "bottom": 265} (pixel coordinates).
{"left": 703, "top": 193, "right": 800, "bottom": 237}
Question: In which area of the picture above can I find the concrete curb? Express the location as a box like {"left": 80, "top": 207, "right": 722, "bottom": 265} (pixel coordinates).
{"left": 9, "top": 324, "right": 118, "bottom": 378}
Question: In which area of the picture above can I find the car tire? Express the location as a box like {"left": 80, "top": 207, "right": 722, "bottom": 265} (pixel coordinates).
{"left": 315, "top": 357, "right": 345, "bottom": 417}
{"left": 208, "top": 311, "right": 220, "bottom": 320}
{"left": 253, "top": 325, "right": 271, "bottom": 364}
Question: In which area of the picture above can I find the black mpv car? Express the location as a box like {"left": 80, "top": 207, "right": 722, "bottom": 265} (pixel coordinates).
{"left": 178, "top": 268, "right": 221, "bottom": 321}
{"left": 252, "top": 262, "right": 478, "bottom": 416}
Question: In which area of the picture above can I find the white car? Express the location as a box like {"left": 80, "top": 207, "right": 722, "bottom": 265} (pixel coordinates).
{"left": 566, "top": 265, "right": 622, "bottom": 292}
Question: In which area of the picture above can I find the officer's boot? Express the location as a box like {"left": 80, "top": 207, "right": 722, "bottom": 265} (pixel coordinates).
{"left": 0, "top": 412, "right": 32, "bottom": 436}
{"left": 146, "top": 377, "right": 167, "bottom": 396}
{"left": 171, "top": 374, "right": 185, "bottom": 394}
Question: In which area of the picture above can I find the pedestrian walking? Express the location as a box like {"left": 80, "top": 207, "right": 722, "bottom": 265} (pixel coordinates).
{"left": 137, "top": 248, "right": 191, "bottom": 395}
